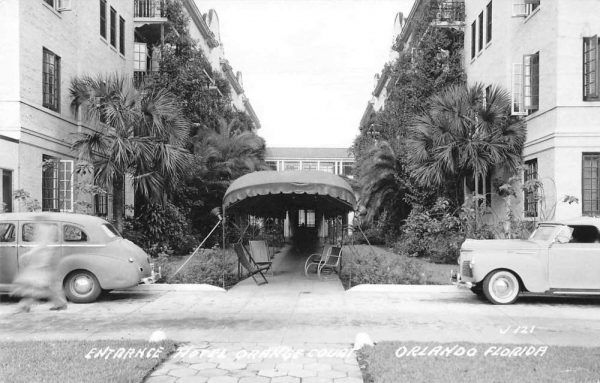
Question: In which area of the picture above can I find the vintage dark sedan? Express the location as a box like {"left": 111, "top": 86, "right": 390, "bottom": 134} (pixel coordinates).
{"left": 0, "top": 212, "right": 159, "bottom": 303}
{"left": 452, "top": 217, "right": 600, "bottom": 304}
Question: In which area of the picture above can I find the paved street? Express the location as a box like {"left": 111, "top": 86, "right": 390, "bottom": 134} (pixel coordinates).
{"left": 1, "top": 247, "right": 600, "bottom": 348}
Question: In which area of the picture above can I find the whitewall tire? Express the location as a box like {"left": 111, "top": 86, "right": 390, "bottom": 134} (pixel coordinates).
{"left": 483, "top": 270, "right": 520, "bottom": 305}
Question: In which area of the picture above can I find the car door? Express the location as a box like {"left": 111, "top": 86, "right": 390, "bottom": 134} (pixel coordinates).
{"left": 548, "top": 226, "right": 600, "bottom": 290}
{"left": 18, "top": 221, "right": 60, "bottom": 266}
{"left": 0, "top": 221, "right": 18, "bottom": 286}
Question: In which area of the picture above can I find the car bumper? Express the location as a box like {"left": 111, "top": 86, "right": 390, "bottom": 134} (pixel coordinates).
{"left": 140, "top": 263, "right": 161, "bottom": 285}
{"left": 450, "top": 269, "right": 474, "bottom": 289}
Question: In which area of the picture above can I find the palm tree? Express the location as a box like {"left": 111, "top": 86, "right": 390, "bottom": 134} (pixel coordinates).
{"left": 357, "top": 140, "right": 411, "bottom": 225}
{"left": 70, "top": 74, "right": 191, "bottom": 232}
{"left": 408, "top": 83, "right": 526, "bottom": 206}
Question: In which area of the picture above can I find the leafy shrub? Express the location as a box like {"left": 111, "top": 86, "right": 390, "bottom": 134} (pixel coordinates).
{"left": 341, "top": 246, "right": 425, "bottom": 286}
{"left": 156, "top": 247, "right": 239, "bottom": 287}
{"left": 122, "top": 202, "right": 192, "bottom": 257}
{"left": 394, "top": 198, "right": 463, "bottom": 264}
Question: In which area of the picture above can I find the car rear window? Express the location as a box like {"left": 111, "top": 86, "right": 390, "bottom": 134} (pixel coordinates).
{"left": 101, "top": 223, "right": 121, "bottom": 238}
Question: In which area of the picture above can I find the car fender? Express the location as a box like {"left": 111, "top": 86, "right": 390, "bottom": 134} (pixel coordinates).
{"left": 58, "top": 254, "right": 141, "bottom": 290}
{"left": 471, "top": 250, "right": 548, "bottom": 292}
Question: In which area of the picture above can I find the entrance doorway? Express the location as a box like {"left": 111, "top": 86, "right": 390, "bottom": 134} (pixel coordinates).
{"left": 1, "top": 169, "right": 12, "bottom": 213}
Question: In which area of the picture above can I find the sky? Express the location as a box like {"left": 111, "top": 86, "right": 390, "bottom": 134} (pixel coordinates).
{"left": 198, "top": 0, "right": 414, "bottom": 148}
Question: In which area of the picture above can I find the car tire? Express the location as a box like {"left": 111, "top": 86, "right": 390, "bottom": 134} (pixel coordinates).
{"left": 483, "top": 270, "right": 520, "bottom": 305}
{"left": 64, "top": 270, "right": 101, "bottom": 303}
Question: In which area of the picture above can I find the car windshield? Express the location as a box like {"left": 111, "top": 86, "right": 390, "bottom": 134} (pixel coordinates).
{"left": 529, "top": 225, "right": 559, "bottom": 241}
{"left": 101, "top": 223, "right": 121, "bottom": 238}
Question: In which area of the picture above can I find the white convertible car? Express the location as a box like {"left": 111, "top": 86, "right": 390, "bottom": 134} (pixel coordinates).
{"left": 451, "top": 217, "right": 600, "bottom": 304}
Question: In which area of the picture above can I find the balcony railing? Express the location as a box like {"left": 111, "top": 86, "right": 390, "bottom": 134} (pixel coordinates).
{"left": 431, "top": 0, "right": 465, "bottom": 24}
{"left": 134, "top": 0, "right": 166, "bottom": 18}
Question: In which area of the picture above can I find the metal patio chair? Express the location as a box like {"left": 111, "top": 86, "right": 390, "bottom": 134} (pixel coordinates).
{"left": 233, "top": 243, "right": 269, "bottom": 285}
{"left": 304, "top": 246, "right": 331, "bottom": 277}
{"left": 317, "top": 246, "right": 343, "bottom": 278}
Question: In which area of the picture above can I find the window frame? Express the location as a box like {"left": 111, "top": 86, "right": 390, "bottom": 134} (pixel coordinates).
{"left": 119, "top": 16, "right": 125, "bottom": 55}
{"left": 478, "top": 12, "right": 484, "bottom": 52}
{"left": 110, "top": 7, "right": 117, "bottom": 48}
{"left": 583, "top": 36, "right": 599, "bottom": 101}
{"left": 486, "top": 1, "right": 493, "bottom": 44}
{"left": 583, "top": 153, "right": 600, "bottom": 216}
{"left": 470, "top": 20, "right": 476, "bottom": 59}
{"left": 524, "top": 159, "right": 539, "bottom": 218}
{"left": 100, "top": 0, "right": 107, "bottom": 39}
{"left": 42, "top": 48, "right": 60, "bottom": 112}
{"left": 42, "top": 156, "right": 73, "bottom": 213}
{"left": 63, "top": 224, "right": 88, "bottom": 242}
{"left": 523, "top": 52, "right": 540, "bottom": 112}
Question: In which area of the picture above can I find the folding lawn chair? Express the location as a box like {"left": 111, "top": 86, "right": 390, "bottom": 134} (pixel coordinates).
{"left": 249, "top": 240, "right": 274, "bottom": 275}
{"left": 233, "top": 243, "right": 270, "bottom": 285}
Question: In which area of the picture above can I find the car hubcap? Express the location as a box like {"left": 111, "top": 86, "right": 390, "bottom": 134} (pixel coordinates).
{"left": 492, "top": 275, "right": 515, "bottom": 300}
{"left": 73, "top": 275, "right": 93, "bottom": 295}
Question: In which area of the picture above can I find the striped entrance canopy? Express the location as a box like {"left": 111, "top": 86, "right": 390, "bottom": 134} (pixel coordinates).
{"left": 223, "top": 171, "right": 356, "bottom": 218}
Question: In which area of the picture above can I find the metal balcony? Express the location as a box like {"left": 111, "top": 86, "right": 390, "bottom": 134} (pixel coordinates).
{"left": 431, "top": 0, "right": 465, "bottom": 28}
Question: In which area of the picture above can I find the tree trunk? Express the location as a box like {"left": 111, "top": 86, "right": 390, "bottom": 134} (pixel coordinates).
{"left": 474, "top": 173, "right": 480, "bottom": 232}
{"left": 112, "top": 173, "right": 125, "bottom": 233}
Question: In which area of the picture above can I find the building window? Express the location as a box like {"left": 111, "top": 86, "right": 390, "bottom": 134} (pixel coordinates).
{"left": 265, "top": 161, "right": 277, "bottom": 171}
{"left": 134, "top": 42, "right": 148, "bottom": 71}
{"left": 523, "top": 52, "right": 539, "bottom": 112}
{"left": 584, "top": 36, "right": 599, "bottom": 101}
{"left": 583, "top": 154, "right": 600, "bottom": 216}
{"left": 470, "top": 20, "right": 476, "bottom": 59}
{"left": 119, "top": 17, "right": 125, "bottom": 55}
{"left": 512, "top": 52, "right": 539, "bottom": 115}
{"left": 42, "top": 48, "right": 60, "bottom": 112}
{"left": 513, "top": 0, "right": 540, "bottom": 17}
{"left": 302, "top": 162, "right": 317, "bottom": 171}
{"left": 298, "top": 209, "right": 315, "bottom": 228}
{"left": 478, "top": 12, "right": 484, "bottom": 52}
{"left": 110, "top": 7, "right": 116, "bottom": 47}
{"left": 1, "top": 169, "right": 12, "bottom": 213}
{"left": 44, "top": 0, "right": 54, "bottom": 7}
{"left": 319, "top": 162, "right": 335, "bottom": 174}
{"left": 284, "top": 162, "right": 300, "bottom": 171}
{"left": 524, "top": 159, "right": 538, "bottom": 218}
{"left": 42, "top": 156, "right": 73, "bottom": 212}
{"left": 341, "top": 162, "right": 354, "bottom": 177}
{"left": 94, "top": 193, "right": 109, "bottom": 217}
{"left": 100, "top": 0, "right": 107, "bottom": 39}
{"left": 486, "top": 1, "right": 492, "bottom": 44}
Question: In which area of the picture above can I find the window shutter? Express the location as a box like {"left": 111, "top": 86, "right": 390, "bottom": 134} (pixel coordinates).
{"left": 512, "top": 1, "right": 528, "bottom": 17}
{"left": 584, "top": 36, "right": 599, "bottom": 100}
{"left": 511, "top": 63, "right": 527, "bottom": 115}
{"left": 523, "top": 53, "right": 539, "bottom": 111}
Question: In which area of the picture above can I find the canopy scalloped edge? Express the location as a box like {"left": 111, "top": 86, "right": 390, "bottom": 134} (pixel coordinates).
{"left": 223, "top": 170, "right": 357, "bottom": 212}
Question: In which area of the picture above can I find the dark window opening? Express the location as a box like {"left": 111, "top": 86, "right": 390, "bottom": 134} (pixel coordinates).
{"left": 471, "top": 21, "right": 476, "bottom": 59}
{"left": 478, "top": 12, "right": 484, "bottom": 52}
{"left": 486, "top": 1, "right": 492, "bottom": 44}
{"left": 583, "top": 153, "right": 600, "bottom": 216}
{"left": 524, "top": 159, "right": 538, "bottom": 218}
{"left": 42, "top": 48, "right": 60, "bottom": 112}
{"left": 100, "top": 0, "right": 107, "bottom": 38}
{"left": 110, "top": 7, "right": 116, "bottom": 47}
{"left": 119, "top": 16, "right": 125, "bottom": 55}
{"left": 2, "top": 170, "right": 12, "bottom": 213}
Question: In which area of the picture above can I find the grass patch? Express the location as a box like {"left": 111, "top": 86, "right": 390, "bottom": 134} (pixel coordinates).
{"left": 0, "top": 340, "right": 177, "bottom": 383}
{"left": 358, "top": 341, "right": 600, "bottom": 383}
{"left": 341, "top": 245, "right": 454, "bottom": 288}
{"left": 155, "top": 248, "right": 240, "bottom": 288}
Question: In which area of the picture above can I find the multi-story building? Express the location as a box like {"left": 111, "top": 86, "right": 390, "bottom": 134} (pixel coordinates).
{"left": 465, "top": 0, "right": 600, "bottom": 220}
{"left": 264, "top": 147, "right": 354, "bottom": 178}
{"left": 0, "top": 0, "right": 134, "bottom": 215}
{"left": 0, "top": 0, "right": 260, "bottom": 214}
{"left": 133, "top": 0, "right": 261, "bottom": 130}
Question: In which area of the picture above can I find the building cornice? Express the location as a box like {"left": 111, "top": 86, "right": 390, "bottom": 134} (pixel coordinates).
{"left": 220, "top": 59, "right": 244, "bottom": 94}
{"left": 373, "top": 70, "right": 391, "bottom": 97}
{"left": 242, "top": 97, "right": 261, "bottom": 130}
{"left": 397, "top": 0, "right": 429, "bottom": 49}
{"left": 359, "top": 102, "right": 375, "bottom": 128}
{"left": 181, "top": 0, "right": 219, "bottom": 48}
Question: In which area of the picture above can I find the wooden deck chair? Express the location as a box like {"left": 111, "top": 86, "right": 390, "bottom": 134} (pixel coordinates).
{"left": 318, "top": 246, "right": 343, "bottom": 278}
{"left": 304, "top": 246, "right": 331, "bottom": 277}
{"left": 233, "top": 243, "right": 269, "bottom": 285}
{"left": 249, "top": 240, "right": 273, "bottom": 275}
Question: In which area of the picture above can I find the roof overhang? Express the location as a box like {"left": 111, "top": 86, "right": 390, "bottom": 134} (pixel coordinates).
{"left": 223, "top": 171, "right": 356, "bottom": 218}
